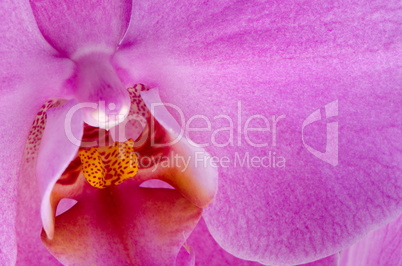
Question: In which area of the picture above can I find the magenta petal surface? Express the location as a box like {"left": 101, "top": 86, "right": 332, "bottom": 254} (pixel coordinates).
{"left": 176, "top": 218, "right": 339, "bottom": 266}
{"left": 42, "top": 186, "right": 202, "bottom": 265}
{"left": 175, "top": 218, "right": 262, "bottom": 266}
{"left": 29, "top": 0, "right": 132, "bottom": 57}
{"left": 299, "top": 254, "right": 339, "bottom": 266}
{"left": 339, "top": 214, "right": 402, "bottom": 266}
{"left": 0, "top": 1, "right": 73, "bottom": 264}
{"left": 116, "top": 1, "right": 402, "bottom": 264}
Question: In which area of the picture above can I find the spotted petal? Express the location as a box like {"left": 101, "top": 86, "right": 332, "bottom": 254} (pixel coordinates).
{"left": 17, "top": 100, "right": 82, "bottom": 265}
{"left": 0, "top": 1, "right": 73, "bottom": 264}
{"left": 36, "top": 100, "right": 83, "bottom": 240}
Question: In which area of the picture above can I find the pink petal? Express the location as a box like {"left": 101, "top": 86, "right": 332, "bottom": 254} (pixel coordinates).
{"left": 42, "top": 186, "right": 202, "bottom": 265}
{"left": 36, "top": 100, "right": 83, "bottom": 240}
{"left": 16, "top": 100, "right": 82, "bottom": 265}
{"left": 29, "top": 0, "right": 132, "bottom": 57}
{"left": 176, "top": 245, "right": 195, "bottom": 266}
{"left": 1, "top": 1, "right": 73, "bottom": 263}
{"left": 176, "top": 218, "right": 339, "bottom": 266}
{"left": 115, "top": 1, "right": 402, "bottom": 264}
{"left": 175, "top": 218, "right": 262, "bottom": 266}
{"left": 299, "top": 254, "right": 339, "bottom": 266}
{"left": 141, "top": 89, "right": 219, "bottom": 208}
{"left": 339, "top": 214, "right": 402, "bottom": 266}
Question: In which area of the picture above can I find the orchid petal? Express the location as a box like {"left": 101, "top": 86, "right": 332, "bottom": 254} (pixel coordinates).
{"left": 42, "top": 186, "right": 202, "bottom": 265}
{"left": 175, "top": 245, "right": 195, "bottom": 266}
{"left": 16, "top": 100, "right": 82, "bottom": 265}
{"left": 176, "top": 218, "right": 339, "bottom": 266}
{"left": 116, "top": 1, "right": 402, "bottom": 264}
{"left": 1, "top": 1, "right": 73, "bottom": 263}
{"left": 141, "top": 89, "right": 219, "bottom": 208}
{"left": 175, "top": 218, "right": 262, "bottom": 266}
{"left": 29, "top": 0, "right": 132, "bottom": 57}
{"left": 36, "top": 100, "right": 83, "bottom": 240}
{"left": 299, "top": 254, "right": 339, "bottom": 266}
{"left": 339, "top": 214, "right": 402, "bottom": 266}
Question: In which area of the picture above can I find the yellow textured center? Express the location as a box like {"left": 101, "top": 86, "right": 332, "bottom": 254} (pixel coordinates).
{"left": 78, "top": 139, "right": 138, "bottom": 188}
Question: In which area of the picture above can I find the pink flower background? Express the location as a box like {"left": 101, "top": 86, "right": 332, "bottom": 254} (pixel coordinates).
{"left": 0, "top": 0, "right": 401, "bottom": 265}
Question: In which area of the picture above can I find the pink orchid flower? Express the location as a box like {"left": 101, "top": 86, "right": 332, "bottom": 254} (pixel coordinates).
{"left": 1, "top": 0, "right": 401, "bottom": 265}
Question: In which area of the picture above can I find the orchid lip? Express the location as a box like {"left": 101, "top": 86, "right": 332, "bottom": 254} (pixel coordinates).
{"left": 32, "top": 86, "right": 217, "bottom": 246}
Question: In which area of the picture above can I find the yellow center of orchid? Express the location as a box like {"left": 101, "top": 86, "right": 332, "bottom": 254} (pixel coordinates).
{"left": 78, "top": 139, "right": 138, "bottom": 189}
